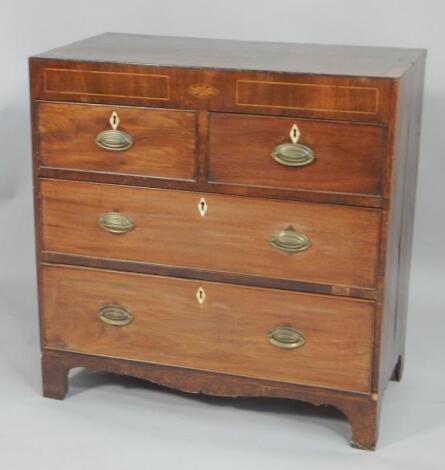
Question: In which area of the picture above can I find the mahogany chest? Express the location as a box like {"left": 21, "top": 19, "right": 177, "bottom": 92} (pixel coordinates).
{"left": 29, "top": 33, "right": 426, "bottom": 450}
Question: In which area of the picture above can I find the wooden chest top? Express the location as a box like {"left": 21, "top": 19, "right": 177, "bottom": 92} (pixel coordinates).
{"left": 34, "top": 32, "right": 422, "bottom": 78}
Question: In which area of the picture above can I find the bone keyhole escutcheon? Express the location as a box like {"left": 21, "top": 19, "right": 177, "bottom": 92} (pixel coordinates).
{"left": 196, "top": 287, "right": 206, "bottom": 304}
{"left": 198, "top": 197, "right": 208, "bottom": 217}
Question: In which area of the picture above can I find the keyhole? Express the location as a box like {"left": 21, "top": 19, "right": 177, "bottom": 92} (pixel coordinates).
{"left": 198, "top": 197, "right": 208, "bottom": 217}
{"left": 109, "top": 111, "right": 120, "bottom": 130}
{"left": 196, "top": 287, "right": 206, "bottom": 304}
{"left": 289, "top": 123, "right": 300, "bottom": 143}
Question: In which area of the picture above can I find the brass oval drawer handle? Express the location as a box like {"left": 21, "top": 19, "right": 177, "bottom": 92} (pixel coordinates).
{"left": 269, "top": 227, "right": 311, "bottom": 253}
{"left": 271, "top": 123, "right": 315, "bottom": 167}
{"left": 95, "top": 111, "right": 134, "bottom": 151}
{"left": 98, "top": 305, "right": 134, "bottom": 326}
{"left": 268, "top": 326, "right": 305, "bottom": 349}
{"left": 98, "top": 211, "right": 135, "bottom": 234}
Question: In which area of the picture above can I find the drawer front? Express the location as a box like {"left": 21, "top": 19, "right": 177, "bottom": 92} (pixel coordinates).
{"left": 38, "top": 102, "right": 197, "bottom": 180}
{"left": 31, "top": 60, "right": 393, "bottom": 123}
{"left": 209, "top": 113, "right": 385, "bottom": 196}
{"left": 41, "top": 179, "right": 380, "bottom": 289}
{"left": 42, "top": 265, "right": 374, "bottom": 392}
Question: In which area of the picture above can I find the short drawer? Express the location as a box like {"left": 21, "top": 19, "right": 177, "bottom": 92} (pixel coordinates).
{"left": 37, "top": 102, "right": 197, "bottom": 180}
{"left": 208, "top": 113, "right": 386, "bottom": 196}
{"left": 41, "top": 179, "right": 380, "bottom": 289}
{"left": 41, "top": 264, "right": 374, "bottom": 393}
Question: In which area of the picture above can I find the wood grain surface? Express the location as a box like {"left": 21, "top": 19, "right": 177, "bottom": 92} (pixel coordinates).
{"left": 42, "top": 264, "right": 374, "bottom": 393}
{"left": 209, "top": 113, "right": 386, "bottom": 196}
{"left": 38, "top": 102, "right": 197, "bottom": 180}
{"left": 40, "top": 179, "right": 381, "bottom": 289}
{"left": 34, "top": 32, "right": 424, "bottom": 78}
{"left": 30, "top": 59, "right": 394, "bottom": 123}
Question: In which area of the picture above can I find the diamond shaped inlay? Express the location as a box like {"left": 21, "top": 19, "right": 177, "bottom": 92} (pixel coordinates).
{"left": 196, "top": 287, "right": 206, "bottom": 304}
{"left": 109, "top": 111, "right": 120, "bottom": 130}
{"left": 198, "top": 197, "right": 208, "bottom": 217}
{"left": 290, "top": 123, "right": 300, "bottom": 144}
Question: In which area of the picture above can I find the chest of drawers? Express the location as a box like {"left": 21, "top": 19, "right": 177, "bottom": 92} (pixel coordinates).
{"left": 29, "top": 33, "right": 426, "bottom": 450}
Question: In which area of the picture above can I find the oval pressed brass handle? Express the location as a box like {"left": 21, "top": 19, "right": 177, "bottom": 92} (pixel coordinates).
{"left": 271, "top": 123, "right": 315, "bottom": 167}
{"left": 98, "top": 305, "right": 134, "bottom": 326}
{"left": 95, "top": 111, "right": 133, "bottom": 151}
{"left": 98, "top": 211, "right": 135, "bottom": 234}
{"left": 268, "top": 326, "right": 305, "bottom": 349}
{"left": 269, "top": 227, "right": 311, "bottom": 253}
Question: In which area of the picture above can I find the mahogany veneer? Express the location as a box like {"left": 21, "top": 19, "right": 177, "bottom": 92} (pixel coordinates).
{"left": 40, "top": 179, "right": 381, "bottom": 289}
{"left": 42, "top": 265, "right": 374, "bottom": 393}
{"left": 209, "top": 113, "right": 386, "bottom": 196}
{"left": 38, "top": 102, "right": 197, "bottom": 180}
{"left": 30, "top": 33, "right": 426, "bottom": 450}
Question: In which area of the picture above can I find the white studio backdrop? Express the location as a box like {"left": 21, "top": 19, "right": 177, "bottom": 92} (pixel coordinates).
{"left": 0, "top": 1, "right": 443, "bottom": 469}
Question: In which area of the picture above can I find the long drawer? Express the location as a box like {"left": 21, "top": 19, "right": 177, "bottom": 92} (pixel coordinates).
{"left": 41, "top": 264, "right": 374, "bottom": 392}
{"left": 40, "top": 179, "right": 381, "bottom": 289}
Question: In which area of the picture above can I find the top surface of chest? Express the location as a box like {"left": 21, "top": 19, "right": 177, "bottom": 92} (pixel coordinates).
{"left": 34, "top": 32, "right": 423, "bottom": 78}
